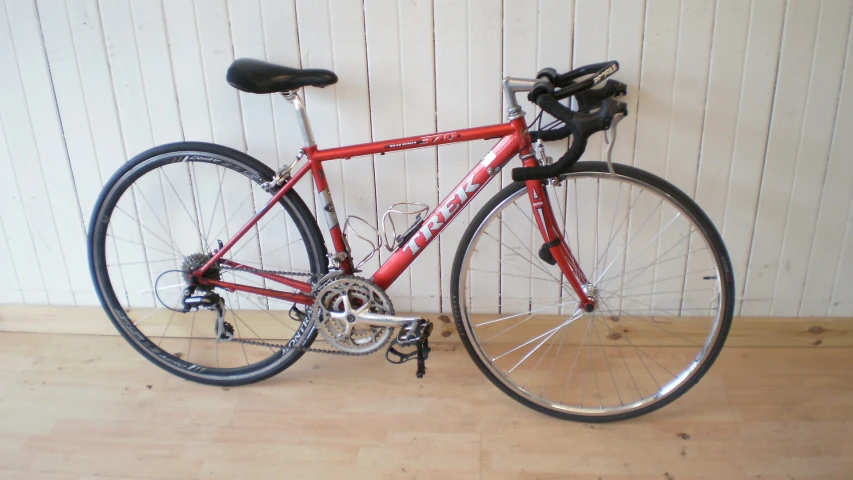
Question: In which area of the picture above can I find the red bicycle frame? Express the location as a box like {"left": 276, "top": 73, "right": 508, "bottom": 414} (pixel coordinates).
{"left": 194, "top": 111, "right": 594, "bottom": 310}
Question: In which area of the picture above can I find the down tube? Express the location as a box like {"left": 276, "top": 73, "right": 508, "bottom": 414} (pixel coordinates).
{"left": 372, "top": 135, "right": 519, "bottom": 290}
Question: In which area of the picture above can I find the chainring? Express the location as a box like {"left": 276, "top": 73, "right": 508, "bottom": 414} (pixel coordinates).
{"left": 312, "top": 276, "right": 395, "bottom": 354}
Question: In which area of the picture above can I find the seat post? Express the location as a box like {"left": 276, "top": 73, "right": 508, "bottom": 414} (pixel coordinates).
{"left": 282, "top": 91, "right": 316, "bottom": 148}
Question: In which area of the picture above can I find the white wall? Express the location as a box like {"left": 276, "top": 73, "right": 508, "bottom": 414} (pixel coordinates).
{"left": 0, "top": 0, "right": 852, "bottom": 316}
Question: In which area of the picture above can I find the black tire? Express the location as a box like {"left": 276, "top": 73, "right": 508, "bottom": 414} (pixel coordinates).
{"left": 451, "top": 161, "right": 734, "bottom": 422}
{"left": 88, "top": 142, "right": 327, "bottom": 386}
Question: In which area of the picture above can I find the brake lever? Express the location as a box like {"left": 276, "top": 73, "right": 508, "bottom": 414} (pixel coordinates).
{"left": 604, "top": 113, "right": 626, "bottom": 175}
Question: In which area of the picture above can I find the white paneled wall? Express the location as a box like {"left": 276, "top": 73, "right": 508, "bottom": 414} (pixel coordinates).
{"left": 0, "top": 0, "right": 852, "bottom": 316}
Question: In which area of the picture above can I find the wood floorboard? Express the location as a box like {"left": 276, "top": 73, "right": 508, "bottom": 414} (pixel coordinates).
{"left": 0, "top": 331, "right": 851, "bottom": 479}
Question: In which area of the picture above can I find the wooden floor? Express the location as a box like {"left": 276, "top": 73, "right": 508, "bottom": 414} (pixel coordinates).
{"left": 0, "top": 332, "right": 851, "bottom": 479}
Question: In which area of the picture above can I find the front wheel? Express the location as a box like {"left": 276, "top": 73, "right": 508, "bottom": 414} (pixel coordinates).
{"left": 451, "top": 162, "right": 734, "bottom": 422}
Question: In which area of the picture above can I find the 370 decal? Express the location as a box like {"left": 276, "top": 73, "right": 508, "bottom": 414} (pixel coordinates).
{"left": 385, "top": 132, "right": 459, "bottom": 149}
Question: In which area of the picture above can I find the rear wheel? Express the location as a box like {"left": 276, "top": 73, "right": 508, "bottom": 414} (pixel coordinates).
{"left": 451, "top": 162, "right": 734, "bottom": 421}
{"left": 88, "top": 142, "right": 327, "bottom": 386}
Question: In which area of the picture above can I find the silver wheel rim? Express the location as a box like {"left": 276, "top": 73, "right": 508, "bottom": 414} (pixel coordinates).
{"left": 459, "top": 171, "right": 726, "bottom": 417}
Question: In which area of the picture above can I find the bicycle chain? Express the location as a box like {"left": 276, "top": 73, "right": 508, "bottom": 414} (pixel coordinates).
{"left": 219, "top": 264, "right": 319, "bottom": 281}
{"left": 218, "top": 265, "right": 370, "bottom": 357}
{"left": 229, "top": 337, "right": 371, "bottom": 356}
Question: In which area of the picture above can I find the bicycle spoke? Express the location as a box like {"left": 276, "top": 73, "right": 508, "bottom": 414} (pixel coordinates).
{"left": 505, "top": 325, "right": 561, "bottom": 376}
{"left": 186, "top": 309, "right": 198, "bottom": 364}
{"left": 591, "top": 309, "right": 622, "bottom": 406}
{"left": 474, "top": 299, "right": 579, "bottom": 327}
{"left": 538, "top": 320, "right": 570, "bottom": 395}
{"left": 160, "top": 167, "right": 205, "bottom": 248}
{"left": 594, "top": 180, "right": 624, "bottom": 281}
{"left": 157, "top": 307, "right": 178, "bottom": 348}
{"left": 598, "top": 299, "right": 661, "bottom": 390}
{"left": 107, "top": 257, "right": 184, "bottom": 267}
{"left": 484, "top": 229, "right": 564, "bottom": 288}
{"left": 598, "top": 297, "right": 702, "bottom": 352}
{"left": 520, "top": 320, "right": 566, "bottom": 388}
{"left": 597, "top": 213, "right": 686, "bottom": 286}
{"left": 106, "top": 233, "right": 179, "bottom": 258}
{"left": 229, "top": 207, "right": 288, "bottom": 260}
{"left": 131, "top": 183, "right": 175, "bottom": 245}
{"left": 207, "top": 181, "right": 263, "bottom": 247}
{"left": 233, "top": 291, "right": 298, "bottom": 335}
{"left": 597, "top": 246, "right": 710, "bottom": 287}
{"left": 490, "top": 309, "right": 584, "bottom": 362}
{"left": 593, "top": 313, "right": 642, "bottom": 401}
{"left": 469, "top": 268, "right": 567, "bottom": 284}
{"left": 226, "top": 298, "right": 255, "bottom": 365}
{"left": 114, "top": 205, "right": 184, "bottom": 258}
{"left": 202, "top": 165, "right": 228, "bottom": 249}
{"left": 595, "top": 197, "right": 664, "bottom": 283}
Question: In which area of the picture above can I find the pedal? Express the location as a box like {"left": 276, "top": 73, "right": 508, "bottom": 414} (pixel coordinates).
{"left": 384, "top": 320, "right": 434, "bottom": 378}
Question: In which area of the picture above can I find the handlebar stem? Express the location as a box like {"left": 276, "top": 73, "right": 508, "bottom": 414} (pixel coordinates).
{"left": 501, "top": 77, "right": 537, "bottom": 120}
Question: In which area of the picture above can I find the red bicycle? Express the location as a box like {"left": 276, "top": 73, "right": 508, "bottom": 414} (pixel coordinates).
{"left": 89, "top": 59, "right": 734, "bottom": 422}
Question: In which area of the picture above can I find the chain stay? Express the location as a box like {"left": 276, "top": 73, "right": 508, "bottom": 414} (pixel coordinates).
{"left": 216, "top": 264, "right": 365, "bottom": 355}
{"left": 219, "top": 264, "right": 318, "bottom": 281}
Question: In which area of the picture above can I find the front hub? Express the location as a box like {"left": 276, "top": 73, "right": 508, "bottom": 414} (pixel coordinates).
{"left": 581, "top": 283, "right": 598, "bottom": 312}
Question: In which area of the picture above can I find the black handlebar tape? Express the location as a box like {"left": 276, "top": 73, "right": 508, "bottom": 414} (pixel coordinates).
{"left": 513, "top": 125, "right": 587, "bottom": 182}
{"left": 512, "top": 97, "right": 629, "bottom": 182}
{"left": 531, "top": 124, "right": 572, "bottom": 142}
{"left": 530, "top": 79, "right": 628, "bottom": 141}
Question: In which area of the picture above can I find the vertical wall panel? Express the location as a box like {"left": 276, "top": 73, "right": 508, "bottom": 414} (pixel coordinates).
{"left": 804, "top": 12, "right": 853, "bottom": 317}
{"left": 0, "top": 1, "right": 74, "bottom": 305}
{"left": 5, "top": 0, "right": 92, "bottom": 304}
{"left": 772, "top": 0, "right": 853, "bottom": 316}
{"left": 742, "top": 0, "right": 820, "bottom": 316}
{"left": 1, "top": 0, "right": 852, "bottom": 317}
{"left": 721, "top": 0, "right": 785, "bottom": 315}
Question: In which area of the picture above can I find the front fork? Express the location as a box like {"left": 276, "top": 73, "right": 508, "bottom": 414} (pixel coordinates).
{"left": 520, "top": 152, "right": 596, "bottom": 312}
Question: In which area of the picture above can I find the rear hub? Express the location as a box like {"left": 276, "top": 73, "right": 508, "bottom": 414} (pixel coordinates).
{"left": 181, "top": 253, "right": 220, "bottom": 283}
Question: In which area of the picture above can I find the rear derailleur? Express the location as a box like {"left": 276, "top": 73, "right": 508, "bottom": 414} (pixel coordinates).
{"left": 180, "top": 289, "right": 233, "bottom": 341}
{"left": 385, "top": 319, "right": 434, "bottom": 378}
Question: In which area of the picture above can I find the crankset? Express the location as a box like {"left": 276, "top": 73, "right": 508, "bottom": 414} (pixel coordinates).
{"left": 385, "top": 320, "right": 434, "bottom": 378}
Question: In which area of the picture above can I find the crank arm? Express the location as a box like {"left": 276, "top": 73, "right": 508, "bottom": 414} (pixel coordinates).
{"left": 354, "top": 311, "right": 422, "bottom": 328}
